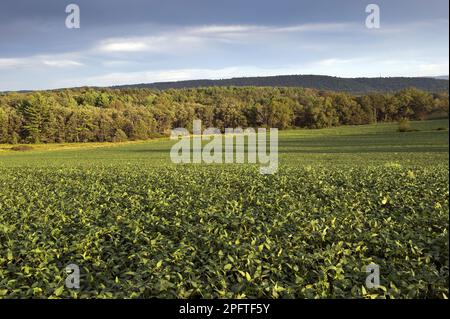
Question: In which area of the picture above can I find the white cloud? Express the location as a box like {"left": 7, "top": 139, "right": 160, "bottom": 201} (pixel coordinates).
{"left": 0, "top": 58, "right": 24, "bottom": 68}
{"left": 97, "top": 34, "right": 204, "bottom": 54}
{"left": 94, "top": 22, "right": 357, "bottom": 54}
{"left": 316, "top": 58, "right": 357, "bottom": 67}
{"left": 0, "top": 56, "right": 84, "bottom": 69}
{"left": 42, "top": 59, "right": 84, "bottom": 67}
{"left": 99, "top": 40, "right": 151, "bottom": 52}
{"left": 274, "top": 23, "right": 355, "bottom": 33}
{"left": 191, "top": 23, "right": 355, "bottom": 35}
{"left": 191, "top": 25, "right": 258, "bottom": 34}
{"left": 418, "top": 63, "right": 449, "bottom": 76}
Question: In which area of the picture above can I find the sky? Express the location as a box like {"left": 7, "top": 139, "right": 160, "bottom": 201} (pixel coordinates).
{"left": 0, "top": 0, "right": 448, "bottom": 91}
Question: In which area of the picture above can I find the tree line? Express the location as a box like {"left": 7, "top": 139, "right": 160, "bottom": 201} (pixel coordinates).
{"left": 0, "top": 86, "right": 448, "bottom": 144}
{"left": 115, "top": 75, "right": 449, "bottom": 93}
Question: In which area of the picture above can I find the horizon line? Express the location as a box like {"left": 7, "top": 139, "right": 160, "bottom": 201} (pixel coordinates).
{"left": 2, "top": 73, "right": 449, "bottom": 93}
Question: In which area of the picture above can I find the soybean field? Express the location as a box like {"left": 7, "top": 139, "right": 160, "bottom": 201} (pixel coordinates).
{"left": 0, "top": 119, "right": 448, "bottom": 299}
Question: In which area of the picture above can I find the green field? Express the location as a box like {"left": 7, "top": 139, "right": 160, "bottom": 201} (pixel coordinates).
{"left": 0, "top": 119, "right": 448, "bottom": 298}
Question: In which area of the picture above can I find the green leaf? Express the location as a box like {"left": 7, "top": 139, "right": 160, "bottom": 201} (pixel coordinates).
{"left": 54, "top": 286, "right": 64, "bottom": 296}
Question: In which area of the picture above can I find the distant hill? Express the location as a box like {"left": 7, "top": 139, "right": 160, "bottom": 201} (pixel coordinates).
{"left": 112, "top": 75, "right": 449, "bottom": 93}
{"left": 430, "top": 75, "right": 449, "bottom": 80}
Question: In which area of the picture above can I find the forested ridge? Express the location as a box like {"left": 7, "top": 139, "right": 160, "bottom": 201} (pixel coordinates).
{"left": 0, "top": 86, "right": 448, "bottom": 144}
{"left": 113, "top": 75, "right": 450, "bottom": 93}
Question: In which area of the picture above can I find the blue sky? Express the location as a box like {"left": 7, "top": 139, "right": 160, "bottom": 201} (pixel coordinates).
{"left": 0, "top": 0, "right": 448, "bottom": 91}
